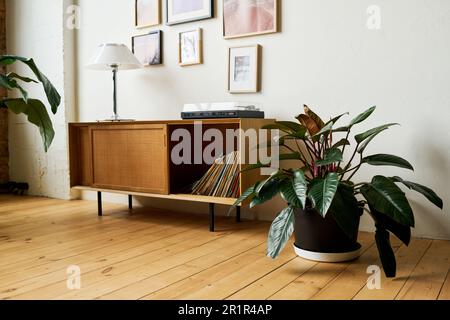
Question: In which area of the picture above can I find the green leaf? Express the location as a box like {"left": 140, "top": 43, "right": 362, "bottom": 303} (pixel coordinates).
{"left": 254, "top": 139, "right": 279, "bottom": 150}
{"left": 325, "top": 112, "right": 349, "bottom": 127}
{"left": 280, "top": 180, "right": 302, "bottom": 208}
{"left": 0, "top": 74, "right": 15, "bottom": 89}
{"left": 276, "top": 121, "right": 306, "bottom": 133}
{"left": 329, "top": 183, "right": 360, "bottom": 239}
{"left": 350, "top": 106, "right": 376, "bottom": 127}
{"left": 308, "top": 173, "right": 339, "bottom": 217}
{"left": 368, "top": 204, "right": 411, "bottom": 246}
{"left": 3, "top": 99, "right": 54, "bottom": 152}
{"left": 391, "top": 177, "right": 443, "bottom": 209}
{"left": 0, "top": 55, "right": 61, "bottom": 114}
{"left": 255, "top": 177, "right": 273, "bottom": 195}
{"left": 262, "top": 123, "right": 292, "bottom": 134}
{"left": 292, "top": 170, "right": 307, "bottom": 209}
{"left": 360, "top": 176, "right": 415, "bottom": 227}
{"left": 267, "top": 207, "right": 295, "bottom": 259}
{"left": 263, "top": 122, "right": 306, "bottom": 136}
{"left": 312, "top": 121, "right": 334, "bottom": 138}
{"left": 240, "top": 163, "right": 270, "bottom": 173}
{"left": 283, "top": 130, "right": 307, "bottom": 140}
{"left": 333, "top": 126, "right": 350, "bottom": 133}
{"left": 356, "top": 124, "right": 400, "bottom": 154}
{"left": 279, "top": 153, "right": 302, "bottom": 161}
{"left": 0, "top": 74, "right": 29, "bottom": 102}
{"left": 233, "top": 182, "right": 261, "bottom": 207}
{"left": 250, "top": 178, "right": 284, "bottom": 208}
{"left": 331, "top": 138, "right": 350, "bottom": 149}
{"left": 355, "top": 123, "right": 399, "bottom": 144}
{"left": 357, "top": 132, "right": 383, "bottom": 154}
{"left": 0, "top": 56, "right": 16, "bottom": 65}
{"left": 375, "top": 224, "right": 397, "bottom": 278}
{"left": 7, "top": 72, "right": 38, "bottom": 83}
{"left": 228, "top": 183, "right": 257, "bottom": 216}
{"left": 362, "top": 154, "right": 414, "bottom": 171}
{"left": 18, "top": 86, "right": 29, "bottom": 102}
{"left": 315, "top": 148, "right": 343, "bottom": 167}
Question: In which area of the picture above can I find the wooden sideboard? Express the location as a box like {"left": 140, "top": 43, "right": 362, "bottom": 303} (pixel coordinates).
{"left": 69, "top": 118, "right": 274, "bottom": 231}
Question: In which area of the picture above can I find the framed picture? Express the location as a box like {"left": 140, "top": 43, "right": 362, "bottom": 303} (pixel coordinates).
{"left": 132, "top": 30, "right": 163, "bottom": 66}
{"left": 223, "top": 0, "right": 278, "bottom": 39}
{"left": 178, "top": 28, "right": 203, "bottom": 66}
{"left": 135, "top": 0, "right": 161, "bottom": 28}
{"left": 166, "top": 0, "right": 213, "bottom": 26}
{"left": 228, "top": 45, "right": 261, "bottom": 93}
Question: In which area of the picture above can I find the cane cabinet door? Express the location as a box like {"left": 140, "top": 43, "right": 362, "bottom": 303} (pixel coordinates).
{"left": 90, "top": 124, "right": 169, "bottom": 194}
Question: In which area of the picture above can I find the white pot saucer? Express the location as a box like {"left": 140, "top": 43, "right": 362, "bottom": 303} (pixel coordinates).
{"left": 294, "top": 244, "right": 362, "bottom": 263}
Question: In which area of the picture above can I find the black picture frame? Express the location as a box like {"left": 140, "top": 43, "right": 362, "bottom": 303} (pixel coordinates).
{"left": 166, "top": 0, "right": 214, "bottom": 26}
{"left": 132, "top": 30, "right": 163, "bottom": 66}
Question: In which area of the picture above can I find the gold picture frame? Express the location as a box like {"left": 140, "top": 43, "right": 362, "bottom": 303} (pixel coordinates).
{"left": 178, "top": 28, "right": 203, "bottom": 66}
{"left": 135, "top": 0, "right": 161, "bottom": 29}
{"left": 228, "top": 44, "right": 261, "bottom": 93}
{"left": 223, "top": 0, "right": 279, "bottom": 39}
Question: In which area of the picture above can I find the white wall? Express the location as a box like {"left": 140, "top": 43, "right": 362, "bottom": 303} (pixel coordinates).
{"left": 75, "top": 0, "right": 450, "bottom": 239}
{"left": 8, "top": 0, "right": 450, "bottom": 239}
{"left": 6, "top": 0, "right": 75, "bottom": 199}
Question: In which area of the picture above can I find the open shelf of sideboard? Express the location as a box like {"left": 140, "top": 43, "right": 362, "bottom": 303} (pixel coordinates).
{"left": 72, "top": 186, "right": 238, "bottom": 206}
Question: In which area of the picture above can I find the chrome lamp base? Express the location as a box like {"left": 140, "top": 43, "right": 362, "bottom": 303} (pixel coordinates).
{"left": 96, "top": 65, "right": 136, "bottom": 123}
{"left": 97, "top": 116, "right": 136, "bottom": 123}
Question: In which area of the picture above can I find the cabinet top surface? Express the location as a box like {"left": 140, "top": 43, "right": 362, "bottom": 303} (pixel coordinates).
{"left": 69, "top": 118, "right": 274, "bottom": 126}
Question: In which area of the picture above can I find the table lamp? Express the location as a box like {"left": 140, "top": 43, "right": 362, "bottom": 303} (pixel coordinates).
{"left": 87, "top": 43, "right": 142, "bottom": 121}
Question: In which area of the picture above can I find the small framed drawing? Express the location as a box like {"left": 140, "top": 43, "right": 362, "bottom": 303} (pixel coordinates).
{"left": 228, "top": 45, "right": 261, "bottom": 93}
{"left": 178, "top": 28, "right": 203, "bottom": 66}
{"left": 135, "top": 0, "right": 161, "bottom": 28}
{"left": 132, "top": 30, "right": 163, "bottom": 66}
{"left": 223, "top": 0, "right": 278, "bottom": 39}
{"left": 166, "top": 0, "right": 213, "bottom": 26}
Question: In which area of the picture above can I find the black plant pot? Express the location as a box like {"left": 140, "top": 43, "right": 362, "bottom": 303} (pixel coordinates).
{"left": 293, "top": 207, "right": 362, "bottom": 262}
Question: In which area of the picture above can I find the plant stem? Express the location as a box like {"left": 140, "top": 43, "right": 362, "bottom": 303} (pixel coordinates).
{"left": 304, "top": 140, "right": 314, "bottom": 162}
{"left": 343, "top": 164, "right": 360, "bottom": 174}
{"left": 283, "top": 143, "right": 298, "bottom": 154}
{"left": 346, "top": 154, "right": 363, "bottom": 182}
{"left": 294, "top": 140, "right": 311, "bottom": 169}
{"left": 337, "top": 131, "right": 350, "bottom": 169}
{"left": 343, "top": 143, "right": 360, "bottom": 172}
{"left": 311, "top": 140, "right": 319, "bottom": 157}
{"left": 305, "top": 140, "right": 319, "bottom": 158}
{"left": 353, "top": 182, "right": 367, "bottom": 188}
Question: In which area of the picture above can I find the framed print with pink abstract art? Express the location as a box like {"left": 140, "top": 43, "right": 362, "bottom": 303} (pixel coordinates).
{"left": 223, "top": 0, "right": 278, "bottom": 39}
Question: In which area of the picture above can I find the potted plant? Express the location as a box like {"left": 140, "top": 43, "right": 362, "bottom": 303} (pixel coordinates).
{"left": 233, "top": 105, "right": 443, "bottom": 277}
{"left": 0, "top": 55, "right": 61, "bottom": 152}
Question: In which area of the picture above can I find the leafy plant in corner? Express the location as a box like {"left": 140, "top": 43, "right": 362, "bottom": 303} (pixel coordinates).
{"left": 233, "top": 105, "right": 443, "bottom": 277}
{"left": 0, "top": 55, "right": 61, "bottom": 152}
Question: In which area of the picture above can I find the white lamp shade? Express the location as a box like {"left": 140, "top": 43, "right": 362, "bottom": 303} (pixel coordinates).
{"left": 87, "top": 43, "right": 142, "bottom": 70}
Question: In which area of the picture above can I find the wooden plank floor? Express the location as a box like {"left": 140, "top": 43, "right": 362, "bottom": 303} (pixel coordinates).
{"left": 0, "top": 195, "right": 448, "bottom": 300}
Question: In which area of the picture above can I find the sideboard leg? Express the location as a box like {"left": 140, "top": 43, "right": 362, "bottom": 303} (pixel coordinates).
{"left": 128, "top": 195, "right": 133, "bottom": 210}
{"left": 236, "top": 206, "right": 241, "bottom": 223}
{"left": 97, "top": 192, "right": 103, "bottom": 217}
{"left": 209, "top": 203, "right": 215, "bottom": 232}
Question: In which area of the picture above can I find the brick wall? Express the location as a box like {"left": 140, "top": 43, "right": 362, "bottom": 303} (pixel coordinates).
{"left": 0, "top": 0, "right": 8, "bottom": 183}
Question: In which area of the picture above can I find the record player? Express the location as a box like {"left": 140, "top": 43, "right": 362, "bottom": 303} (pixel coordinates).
{"left": 181, "top": 102, "right": 265, "bottom": 119}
